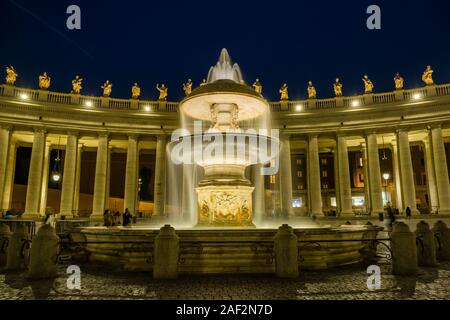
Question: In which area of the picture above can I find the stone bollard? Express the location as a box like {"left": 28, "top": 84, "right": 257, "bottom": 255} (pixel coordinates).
{"left": 274, "top": 224, "right": 299, "bottom": 278}
{"left": 432, "top": 221, "right": 450, "bottom": 261}
{"left": 391, "top": 222, "right": 418, "bottom": 275}
{"left": 5, "top": 224, "right": 31, "bottom": 271}
{"left": 27, "top": 224, "right": 59, "bottom": 279}
{"left": 0, "top": 224, "right": 13, "bottom": 267}
{"left": 415, "top": 221, "right": 438, "bottom": 267}
{"left": 153, "top": 224, "right": 179, "bottom": 279}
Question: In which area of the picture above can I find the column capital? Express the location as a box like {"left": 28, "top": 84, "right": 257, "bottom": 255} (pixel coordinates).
{"left": 33, "top": 127, "right": 47, "bottom": 134}
{"left": 308, "top": 133, "right": 318, "bottom": 139}
{"left": 364, "top": 130, "right": 377, "bottom": 137}
{"left": 0, "top": 124, "right": 13, "bottom": 131}
{"left": 426, "top": 123, "right": 442, "bottom": 131}
{"left": 128, "top": 133, "right": 140, "bottom": 140}
{"left": 67, "top": 130, "right": 79, "bottom": 137}
{"left": 98, "top": 132, "right": 109, "bottom": 138}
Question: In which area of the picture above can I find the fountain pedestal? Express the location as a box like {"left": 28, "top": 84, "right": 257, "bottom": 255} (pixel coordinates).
{"left": 197, "top": 185, "right": 254, "bottom": 226}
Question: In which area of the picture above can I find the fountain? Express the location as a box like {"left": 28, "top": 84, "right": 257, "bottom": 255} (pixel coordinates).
{"left": 69, "top": 49, "right": 383, "bottom": 274}
{"left": 168, "top": 48, "right": 279, "bottom": 227}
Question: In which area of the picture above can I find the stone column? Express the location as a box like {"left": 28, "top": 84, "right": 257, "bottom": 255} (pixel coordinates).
{"left": 396, "top": 129, "right": 418, "bottom": 214}
{"left": 39, "top": 141, "right": 51, "bottom": 215}
{"left": 280, "top": 135, "right": 294, "bottom": 215}
{"left": 0, "top": 126, "right": 11, "bottom": 205}
{"left": 24, "top": 129, "right": 47, "bottom": 217}
{"left": 105, "top": 146, "right": 112, "bottom": 210}
{"left": 429, "top": 125, "right": 450, "bottom": 213}
{"left": 153, "top": 135, "right": 167, "bottom": 216}
{"left": 366, "top": 132, "right": 383, "bottom": 214}
{"left": 60, "top": 132, "right": 79, "bottom": 216}
{"left": 308, "top": 134, "right": 322, "bottom": 215}
{"left": 2, "top": 140, "right": 17, "bottom": 210}
{"left": 73, "top": 144, "right": 83, "bottom": 214}
{"left": 361, "top": 143, "right": 371, "bottom": 213}
{"left": 336, "top": 134, "right": 352, "bottom": 215}
{"left": 391, "top": 140, "right": 403, "bottom": 212}
{"left": 92, "top": 133, "right": 109, "bottom": 216}
{"left": 252, "top": 163, "right": 266, "bottom": 223}
{"left": 423, "top": 137, "right": 438, "bottom": 212}
{"left": 124, "top": 135, "right": 139, "bottom": 214}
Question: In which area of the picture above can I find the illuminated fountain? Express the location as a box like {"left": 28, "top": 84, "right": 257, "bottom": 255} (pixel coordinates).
{"left": 70, "top": 49, "right": 383, "bottom": 274}
{"left": 167, "top": 49, "right": 279, "bottom": 227}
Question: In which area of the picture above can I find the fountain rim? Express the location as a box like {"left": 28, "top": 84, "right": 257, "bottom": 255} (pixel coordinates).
{"left": 166, "top": 132, "right": 282, "bottom": 166}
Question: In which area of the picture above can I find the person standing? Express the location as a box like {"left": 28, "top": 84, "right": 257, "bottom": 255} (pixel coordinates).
{"left": 103, "top": 209, "right": 112, "bottom": 227}
{"left": 123, "top": 208, "right": 132, "bottom": 227}
{"left": 405, "top": 206, "right": 411, "bottom": 219}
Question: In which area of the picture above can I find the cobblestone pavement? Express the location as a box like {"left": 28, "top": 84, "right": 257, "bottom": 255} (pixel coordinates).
{"left": 1, "top": 262, "right": 449, "bottom": 300}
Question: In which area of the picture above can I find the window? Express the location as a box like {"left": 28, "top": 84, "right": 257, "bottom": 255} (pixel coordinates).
{"left": 322, "top": 170, "right": 328, "bottom": 178}
{"left": 359, "top": 157, "right": 363, "bottom": 167}
{"left": 296, "top": 159, "right": 302, "bottom": 165}
{"left": 359, "top": 174, "right": 364, "bottom": 182}
{"left": 270, "top": 175, "right": 276, "bottom": 184}
{"left": 321, "top": 158, "right": 327, "bottom": 165}
{"left": 322, "top": 183, "right": 329, "bottom": 189}
{"left": 297, "top": 184, "right": 304, "bottom": 190}
{"left": 297, "top": 171, "right": 303, "bottom": 178}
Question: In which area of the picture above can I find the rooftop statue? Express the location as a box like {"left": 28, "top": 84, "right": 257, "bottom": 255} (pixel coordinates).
{"left": 422, "top": 65, "right": 434, "bottom": 86}
{"left": 394, "top": 73, "right": 404, "bottom": 90}
{"left": 362, "top": 75, "right": 374, "bottom": 94}
{"left": 131, "top": 83, "right": 140, "bottom": 99}
{"left": 279, "top": 83, "right": 289, "bottom": 100}
{"left": 183, "top": 79, "right": 193, "bottom": 96}
{"left": 101, "top": 80, "right": 113, "bottom": 97}
{"left": 200, "top": 79, "right": 207, "bottom": 86}
{"left": 307, "top": 81, "right": 317, "bottom": 99}
{"left": 5, "top": 66, "right": 18, "bottom": 86}
{"left": 206, "top": 48, "right": 243, "bottom": 83}
{"left": 71, "top": 75, "right": 83, "bottom": 94}
{"left": 252, "top": 79, "right": 262, "bottom": 94}
{"left": 156, "top": 83, "right": 168, "bottom": 101}
{"left": 39, "top": 72, "right": 51, "bottom": 90}
{"left": 333, "top": 78, "right": 343, "bottom": 97}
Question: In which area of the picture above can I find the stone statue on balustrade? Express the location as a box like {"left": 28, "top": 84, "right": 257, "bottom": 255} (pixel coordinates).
{"left": 71, "top": 76, "right": 83, "bottom": 94}
{"left": 252, "top": 79, "right": 262, "bottom": 94}
{"left": 156, "top": 84, "right": 168, "bottom": 101}
{"left": 279, "top": 83, "right": 289, "bottom": 100}
{"left": 333, "top": 78, "right": 343, "bottom": 97}
{"left": 131, "top": 83, "right": 141, "bottom": 99}
{"left": 362, "top": 75, "right": 374, "bottom": 94}
{"left": 307, "top": 81, "right": 317, "bottom": 99}
{"left": 39, "top": 72, "right": 51, "bottom": 90}
{"left": 200, "top": 79, "right": 207, "bottom": 86}
{"left": 394, "top": 73, "right": 404, "bottom": 90}
{"left": 183, "top": 79, "right": 193, "bottom": 96}
{"left": 422, "top": 65, "right": 434, "bottom": 86}
{"left": 5, "top": 66, "right": 18, "bottom": 86}
{"left": 101, "top": 80, "right": 113, "bottom": 97}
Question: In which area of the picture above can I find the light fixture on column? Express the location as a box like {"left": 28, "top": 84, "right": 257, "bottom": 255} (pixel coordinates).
{"left": 382, "top": 172, "right": 390, "bottom": 205}
{"left": 51, "top": 136, "right": 62, "bottom": 182}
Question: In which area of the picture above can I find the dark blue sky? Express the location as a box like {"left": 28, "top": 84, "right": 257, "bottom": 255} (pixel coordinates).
{"left": 2, "top": 0, "right": 450, "bottom": 101}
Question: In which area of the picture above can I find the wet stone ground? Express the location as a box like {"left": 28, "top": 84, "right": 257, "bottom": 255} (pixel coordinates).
{"left": 1, "top": 261, "right": 449, "bottom": 300}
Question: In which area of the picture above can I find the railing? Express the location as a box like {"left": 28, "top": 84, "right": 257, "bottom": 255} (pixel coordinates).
{"left": 108, "top": 98, "right": 131, "bottom": 110}
{"left": 1, "top": 82, "right": 450, "bottom": 114}
{"left": 372, "top": 92, "right": 396, "bottom": 104}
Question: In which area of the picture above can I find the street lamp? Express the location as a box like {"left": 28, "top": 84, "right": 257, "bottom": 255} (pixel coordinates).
{"left": 383, "top": 172, "right": 390, "bottom": 205}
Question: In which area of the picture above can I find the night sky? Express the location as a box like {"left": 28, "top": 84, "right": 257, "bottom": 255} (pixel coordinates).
{"left": 2, "top": 0, "right": 450, "bottom": 101}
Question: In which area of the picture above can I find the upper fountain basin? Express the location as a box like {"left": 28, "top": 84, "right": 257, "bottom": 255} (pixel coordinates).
{"left": 180, "top": 80, "right": 269, "bottom": 122}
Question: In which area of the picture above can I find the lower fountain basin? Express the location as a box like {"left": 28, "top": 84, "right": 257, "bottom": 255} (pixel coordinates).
{"left": 69, "top": 225, "right": 382, "bottom": 274}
